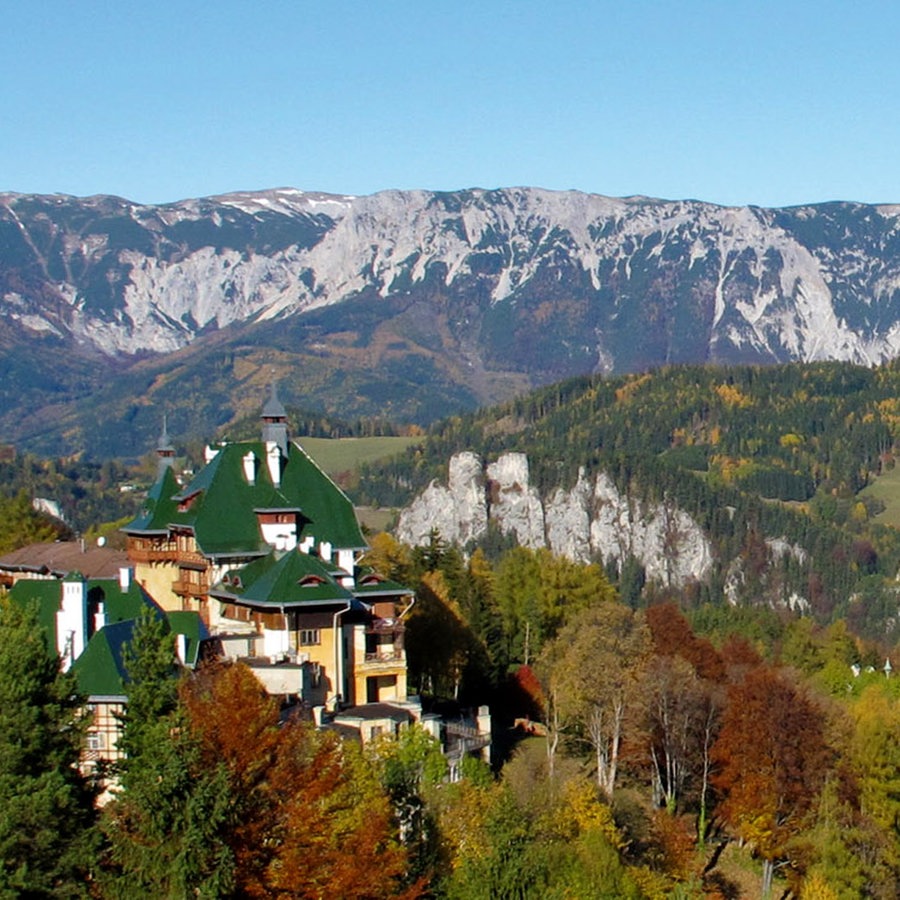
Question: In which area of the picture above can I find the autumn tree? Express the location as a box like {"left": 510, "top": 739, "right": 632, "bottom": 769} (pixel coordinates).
{"left": 0, "top": 599, "right": 97, "bottom": 896}
{"left": 261, "top": 720, "right": 417, "bottom": 898}
{"left": 712, "top": 665, "right": 831, "bottom": 897}
{"left": 644, "top": 603, "right": 724, "bottom": 830}
{"left": 538, "top": 601, "right": 651, "bottom": 796}
{"left": 178, "top": 661, "right": 282, "bottom": 896}
{"left": 848, "top": 683, "right": 900, "bottom": 840}
{"left": 179, "top": 660, "right": 420, "bottom": 899}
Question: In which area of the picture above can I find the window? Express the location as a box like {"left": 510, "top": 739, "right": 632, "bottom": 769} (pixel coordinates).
{"left": 86, "top": 732, "right": 104, "bottom": 751}
{"left": 300, "top": 629, "right": 321, "bottom": 646}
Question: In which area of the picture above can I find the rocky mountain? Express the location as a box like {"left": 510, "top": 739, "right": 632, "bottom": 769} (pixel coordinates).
{"left": 5, "top": 186, "right": 900, "bottom": 455}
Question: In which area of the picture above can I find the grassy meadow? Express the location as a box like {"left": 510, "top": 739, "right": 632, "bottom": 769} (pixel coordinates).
{"left": 860, "top": 461, "right": 900, "bottom": 528}
{"left": 300, "top": 435, "right": 419, "bottom": 476}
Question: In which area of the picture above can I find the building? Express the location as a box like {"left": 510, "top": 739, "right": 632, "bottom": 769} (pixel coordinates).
{"left": 0, "top": 540, "right": 129, "bottom": 588}
{"left": 8, "top": 569, "right": 206, "bottom": 784}
{"left": 123, "top": 386, "right": 413, "bottom": 710}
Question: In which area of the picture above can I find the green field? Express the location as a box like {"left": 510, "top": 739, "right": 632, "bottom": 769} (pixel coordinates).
{"left": 859, "top": 463, "right": 900, "bottom": 528}
{"left": 299, "top": 435, "right": 419, "bottom": 477}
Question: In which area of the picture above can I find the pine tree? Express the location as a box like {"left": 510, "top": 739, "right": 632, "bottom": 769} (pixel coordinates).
{"left": 99, "top": 609, "right": 235, "bottom": 898}
{"left": 0, "top": 598, "right": 97, "bottom": 896}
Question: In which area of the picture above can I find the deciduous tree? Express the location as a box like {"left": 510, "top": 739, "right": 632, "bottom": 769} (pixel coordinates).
{"left": 712, "top": 666, "right": 831, "bottom": 896}
{"left": 538, "top": 602, "right": 651, "bottom": 797}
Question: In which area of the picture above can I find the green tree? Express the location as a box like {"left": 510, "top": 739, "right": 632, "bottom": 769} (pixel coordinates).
{"left": 100, "top": 610, "right": 235, "bottom": 898}
{"left": 0, "top": 490, "right": 68, "bottom": 554}
{"left": 0, "top": 598, "right": 97, "bottom": 896}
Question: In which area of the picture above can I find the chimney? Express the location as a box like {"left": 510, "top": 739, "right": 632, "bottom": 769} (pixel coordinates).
{"left": 57, "top": 574, "right": 88, "bottom": 670}
{"left": 266, "top": 442, "right": 283, "bottom": 487}
{"left": 243, "top": 451, "right": 257, "bottom": 484}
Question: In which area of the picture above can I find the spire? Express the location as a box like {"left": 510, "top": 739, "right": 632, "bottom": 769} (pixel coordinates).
{"left": 261, "top": 382, "right": 289, "bottom": 457}
{"left": 157, "top": 415, "right": 176, "bottom": 475}
{"left": 261, "top": 381, "right": 287, "bottom": 423}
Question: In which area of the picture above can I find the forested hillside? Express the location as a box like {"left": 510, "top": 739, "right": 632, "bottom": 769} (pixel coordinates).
{"left": 359, "top": 361, "right": 900, "bottom": 643}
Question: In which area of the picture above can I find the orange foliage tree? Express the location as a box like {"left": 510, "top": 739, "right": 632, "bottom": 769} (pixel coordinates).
{"left": 180, "top": 661, "right": 422, "bottom": 898}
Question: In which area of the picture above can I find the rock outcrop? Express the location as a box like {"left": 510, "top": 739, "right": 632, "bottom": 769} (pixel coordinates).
{"left": 397, "top": 451, "right": 714, "bottom": 587}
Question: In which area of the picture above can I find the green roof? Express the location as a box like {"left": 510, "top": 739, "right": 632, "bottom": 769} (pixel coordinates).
{"left": 353, "top": 573, "right": 415, "bottom": 600}
{"left": 125, "top": 465, "right": 181, "bottom": 533}
{"left": 72, "top": 620, "right": 133, "bottom": 697}
{"left": 9, "top": 576, "right": 158, "bottom": 651}
{"left": 124, "top": 438, "right": 366, "bottom": 556}
{"left": 72, "top": 610, "right": 207, "bottom": 698}
{"left": 9, "top": 574, "right": 207, "bottom": 698}
{"left": 211, "top": 548, "right": 357, "bottom": 609}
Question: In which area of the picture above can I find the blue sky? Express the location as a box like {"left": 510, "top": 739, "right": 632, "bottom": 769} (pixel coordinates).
{"left": 3, "top": 1, "right": 898, "bottom": 208}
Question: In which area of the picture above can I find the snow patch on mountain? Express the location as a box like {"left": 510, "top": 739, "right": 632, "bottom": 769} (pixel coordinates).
{"left": 8, "top": 187, "right": 900, "bottom": 371}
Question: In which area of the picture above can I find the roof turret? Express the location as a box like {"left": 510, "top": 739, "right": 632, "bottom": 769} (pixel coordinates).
{"left": 261, "top": 383, "right": 289, "bottom": 456}
{"left": 157, "top": 416, "right": 176, "bottom": 474}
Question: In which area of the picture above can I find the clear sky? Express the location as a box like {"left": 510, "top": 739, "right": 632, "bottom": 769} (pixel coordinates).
{"left": 3, "top": 0, "right": 898, "bottom": 208}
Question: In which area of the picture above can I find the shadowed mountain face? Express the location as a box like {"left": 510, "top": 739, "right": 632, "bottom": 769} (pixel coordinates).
{"left": 4, "top": 187, "right": 900, "bottom": 456}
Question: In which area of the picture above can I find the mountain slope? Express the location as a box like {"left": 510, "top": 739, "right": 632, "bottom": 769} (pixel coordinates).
{"left": 5, "top": 187, "right": 900, "bottom": 455}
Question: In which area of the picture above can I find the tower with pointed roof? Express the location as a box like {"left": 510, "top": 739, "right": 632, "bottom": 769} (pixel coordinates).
{"left": 261, "top": 382, "right": 289, "bottom": 457}
{"left": 157, "top": 416, "right": 176, "bottom": 475}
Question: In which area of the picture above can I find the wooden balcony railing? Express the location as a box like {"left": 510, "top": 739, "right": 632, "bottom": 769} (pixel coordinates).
{"left": 172, "top": 579, "right": 210, "bottom": 597}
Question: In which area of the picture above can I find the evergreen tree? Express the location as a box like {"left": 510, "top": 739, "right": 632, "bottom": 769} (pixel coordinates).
{"left": 0, "top": 598, "right": 97, "bottom": 896}
{"left": 100, "top": 609, "right": 235, "bottom": 898}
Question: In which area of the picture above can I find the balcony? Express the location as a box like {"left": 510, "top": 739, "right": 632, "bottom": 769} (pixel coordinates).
{"left": 172, "top": 578, "right": 210, "bottom": 597}
{"left": 360, "top": 649, "right": 405, "bottom": 671}
{"left": 128, "top": 546, "right": 207, "bottom": 567}
{"left": 365, "top": 617, "right": 406, "bottom": 636}
{"left": 128, "top": 547, "right": 179, "bottom": 563}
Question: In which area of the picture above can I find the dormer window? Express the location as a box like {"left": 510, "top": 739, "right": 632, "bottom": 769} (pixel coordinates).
{"left": 177, "top": 490, "right": 201, "bottom": 513}
{"left": 232, "top": 576, "right": 242, "bottom": 590}
{"left": 298, "top": 575, "right": 326, "bottom": 587}
{"left": 360, "top": 573, "right": 385, "bottom": 586}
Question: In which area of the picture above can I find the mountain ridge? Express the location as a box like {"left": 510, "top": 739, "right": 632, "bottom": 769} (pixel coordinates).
{"left": 5, "top": 186, "right": 900, "bottom": 455}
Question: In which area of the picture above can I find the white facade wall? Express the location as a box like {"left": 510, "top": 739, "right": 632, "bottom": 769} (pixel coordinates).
{"left": 56, "top": 579, "right": 86, "bottom": 671}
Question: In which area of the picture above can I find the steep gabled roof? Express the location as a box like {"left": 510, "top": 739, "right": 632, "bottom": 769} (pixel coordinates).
{"left": 280, "top": 441, "right": 366, "bottom": 550}
{"left": 72, "top": 619, "right": 133, "bottom": 697}
{"left": 124, "top": 437, "right": 366, "bottom": 557}
{"left": 73, "top": 610, "right": 208, "bottom": 698}
{"left": 210, "top": 548, "right": 357, "bottom": 609}
{"left": 124, "top": 465, "right": 182, "bottom": 535}
{"left": 9, "top": 575, "right": 159, "bottom": 650}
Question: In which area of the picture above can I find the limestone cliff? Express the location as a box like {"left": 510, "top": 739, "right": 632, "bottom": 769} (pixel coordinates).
{"left": 397, "top": 451, "right": 714, "bottom": 588}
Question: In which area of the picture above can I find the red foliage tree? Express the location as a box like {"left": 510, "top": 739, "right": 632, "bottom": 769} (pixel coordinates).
{"left": 712, "top": 666, "right": 831, "bottom": 896}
